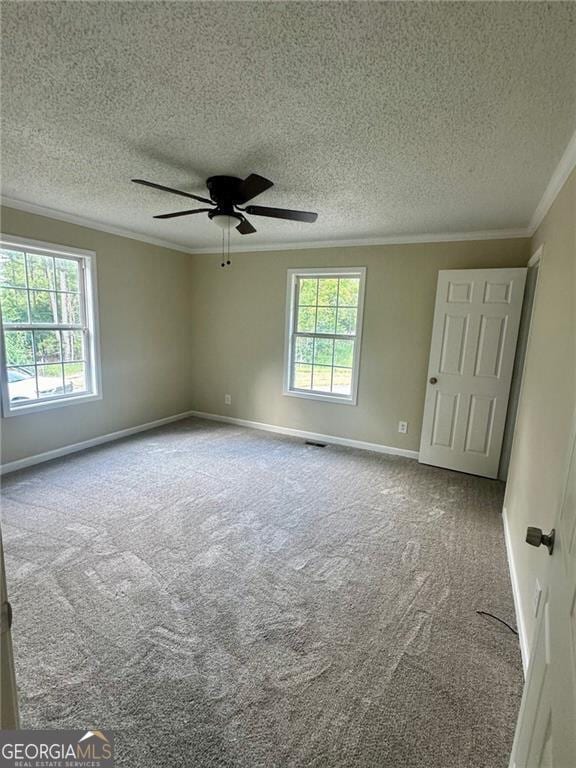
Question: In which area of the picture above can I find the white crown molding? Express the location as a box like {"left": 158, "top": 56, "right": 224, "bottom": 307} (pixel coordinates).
{"left": 529, "top": 127, "right": 576, "bottom": 235}
{"left": 185, "top": 228, "right": 530, "bottom": 254}
{"left": 1, "top": 194, "right": 530, "bottom": 255}
{"left": 0, "top": 196, "right": 196, "bottom": 255}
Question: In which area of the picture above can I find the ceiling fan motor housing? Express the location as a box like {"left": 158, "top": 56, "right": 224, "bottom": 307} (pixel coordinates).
{"left": 206, "top": 176, "right": 245, "bottom": 208}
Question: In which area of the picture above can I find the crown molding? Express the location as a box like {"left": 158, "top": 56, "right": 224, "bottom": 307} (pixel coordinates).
{"left": 0, "top": 196, "right": 196, "bottom": 255}
{"left": 529, "top": 127, "right": 576, "bottom": 235}
{"left": 184, "top": 228, "right": 529, "bottom": 254}
{"left": 0, "top": 195, "right": 529, "bottom": 253}
{"left": 0, "top": 199, "right": 533, "bottom": 256}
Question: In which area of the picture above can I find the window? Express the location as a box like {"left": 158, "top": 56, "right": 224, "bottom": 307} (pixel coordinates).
{"left": 0, "top": 236, "right": 101, "bottom": 416}
{"left": 284, "top": 267, "right": 366, "bottom": 404}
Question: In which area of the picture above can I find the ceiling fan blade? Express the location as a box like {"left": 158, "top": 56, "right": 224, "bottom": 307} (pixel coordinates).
{"left": 153, "top": 208, "right": 212, "bottom": 219}
{"left": 132, "top": 178, "right": 213, "bottom": 205}
{"left": 236, "top": 174, "right": 274, "bottom": 204}
{"left": 236, "top": 216, "right": 257, "bottom": 235}
{"left": 244, "top": 205, "right": 318, "bottom": 223}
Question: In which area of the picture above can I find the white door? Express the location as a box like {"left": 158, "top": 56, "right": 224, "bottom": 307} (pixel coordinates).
{"left": 419, "top": 268, "right": 527, "bottom": 478}
{"left": 0, "top": 528, "right": 19, "bottom": 728}
{"left": 509, "top": 426, "right": 576, "bottom": 767}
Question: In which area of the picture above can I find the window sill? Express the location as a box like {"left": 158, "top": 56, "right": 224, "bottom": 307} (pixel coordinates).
{"left": 2, "top": 391, "right": 102, "bottom": 418}
{"left": 283, "top": 389, "right": 357, "bottom": 406}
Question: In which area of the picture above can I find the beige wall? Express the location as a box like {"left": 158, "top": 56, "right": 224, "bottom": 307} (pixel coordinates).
{"left": 0, "top": 206, "right": 532, "bottom": 470}
{"left": 0, "top": 206, "right": 196, "bottom": 465}
{"left": 188, "top": 239, "right": 529, "bottom": 452}
{"left": 504, "top": 168, "right": 576, "bottom": 656}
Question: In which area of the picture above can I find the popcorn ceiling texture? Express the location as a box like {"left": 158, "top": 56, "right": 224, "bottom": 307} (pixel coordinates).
{"left": 3, "top": 418, "right": 522, "bottom": 766}
{"left": 1, "top": 1, "right": 575, "bottom": 250}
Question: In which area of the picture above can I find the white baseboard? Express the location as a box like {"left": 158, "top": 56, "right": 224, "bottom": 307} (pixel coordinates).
{"left": 502, "top": 505, "right": 529, "bottom": 675}
{"left": 0, "top": 409, "right": 197, "bottom": 475}
{"left": 1, "top": 407, "right": 419, "bottom": 476}
{"left": 188, "top": 409, "right": 420, "bottom": 460}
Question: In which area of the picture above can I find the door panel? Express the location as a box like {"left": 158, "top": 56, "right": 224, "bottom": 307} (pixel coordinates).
{"left": 474, "top": 315, "right": 508, "bottom": 377}
{"left": 464, "top": 395, "right": 495, "bottom": 455}
{"left": 419, "top": 268, "right": 526, "bottom": 478}
{"left": 440, "top": 314, "right": 468, "bottom": 374}
{"left": 447, "top": 279, "right": 473, "bottom": 303}
{"left": 431, "top": 391, "right": 460, "bottom": 448}
{"left": 484, "top": 277, "right": 514, "bottom": 304}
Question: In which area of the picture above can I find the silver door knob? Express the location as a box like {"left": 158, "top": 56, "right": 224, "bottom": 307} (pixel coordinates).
{"left": 526, "top": 527, "right": 555, "bottom": 555}
{"left": 429, "top": 377, "right": 438, "bottom": 385}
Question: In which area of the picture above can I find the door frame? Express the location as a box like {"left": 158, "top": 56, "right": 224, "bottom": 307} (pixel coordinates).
{"left": 499, "top": 247, "right": 544, "bottom": 480}
{"left": 0, "top": 525, "right": 19, "bottom": 728}
{"left": 507, "top": 246, "right": 544, "bottom": 450}
{"left": 502, "top": 245, "right": 545, "bottom": 672}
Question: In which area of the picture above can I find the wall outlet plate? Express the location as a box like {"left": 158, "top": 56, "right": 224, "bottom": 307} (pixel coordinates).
{"left": 398, "top": 421, "right": 408, "bottom": 434}
{"left": 224, "top": 394, "right": 231, "bottom": 405}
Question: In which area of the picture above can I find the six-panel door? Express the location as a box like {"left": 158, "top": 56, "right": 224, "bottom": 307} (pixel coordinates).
{"left": 419, "top": 268, "right": 527, "bottom": 478}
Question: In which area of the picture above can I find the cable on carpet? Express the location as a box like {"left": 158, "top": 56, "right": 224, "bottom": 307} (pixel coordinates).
{"left": 476, "top": 610, "right": 518, "bottom": 635}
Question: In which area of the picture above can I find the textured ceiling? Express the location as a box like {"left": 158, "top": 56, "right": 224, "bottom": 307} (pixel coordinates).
{"left": 1, "top": 1, "right": 575, "bottom": 251}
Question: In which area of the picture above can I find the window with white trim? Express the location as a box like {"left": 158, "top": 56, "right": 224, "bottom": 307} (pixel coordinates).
{"left": 284, "top": 267, "right": 366, "bottom": 404}
{"left": 0, "top": 236, "right": 101, "bottom": 416}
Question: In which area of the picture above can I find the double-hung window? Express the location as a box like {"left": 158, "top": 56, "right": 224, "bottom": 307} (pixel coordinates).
{"left": 0, "top": 236, "right": 101, "bottom": 416}
{"left": 284, "top": 267, "right": 366, "bottom": 404}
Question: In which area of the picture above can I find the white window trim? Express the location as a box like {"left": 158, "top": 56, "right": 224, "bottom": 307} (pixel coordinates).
{"left": 0, "top": 234, "right": 102, "bottom": 417}
{"left": 283, "top": 266, "right": 366, "bottom": 405}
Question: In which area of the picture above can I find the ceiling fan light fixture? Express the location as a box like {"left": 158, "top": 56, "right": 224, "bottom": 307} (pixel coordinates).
{"left": 210, "top": 214, "right": 239, "bottom": 230}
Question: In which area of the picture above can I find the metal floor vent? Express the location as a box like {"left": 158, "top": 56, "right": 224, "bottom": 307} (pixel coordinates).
{"left": 305, "top": 440, "right": 327, "bottom": 448}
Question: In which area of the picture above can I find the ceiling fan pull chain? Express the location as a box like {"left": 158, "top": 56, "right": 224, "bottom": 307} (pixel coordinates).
{"left": 227, "top": 226, "right": 231, "bottom": 266}
{"left": 220, "top": 227, "right": 225, "bottom": 268}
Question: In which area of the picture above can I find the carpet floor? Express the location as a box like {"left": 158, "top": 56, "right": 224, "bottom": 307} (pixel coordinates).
{"left": 1, "top": 417, "right": 523, "bottom": 767}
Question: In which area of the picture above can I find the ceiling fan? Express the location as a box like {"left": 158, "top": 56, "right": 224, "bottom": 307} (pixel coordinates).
{"left": 131, "top": 174, "right": 318, "bottom": 234}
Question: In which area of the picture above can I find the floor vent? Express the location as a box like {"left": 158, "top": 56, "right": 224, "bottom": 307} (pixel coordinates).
{"left": 305, "top": 440, "right": 327, "bottom": 448}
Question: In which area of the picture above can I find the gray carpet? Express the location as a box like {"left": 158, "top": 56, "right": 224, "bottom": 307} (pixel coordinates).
{"left": 1, "top": 417, "right": 523, "bottom": 767}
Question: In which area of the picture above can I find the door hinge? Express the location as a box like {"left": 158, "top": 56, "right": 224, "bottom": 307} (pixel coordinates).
{"left": 1, "top": 600, "right": 13, "bottom": 634}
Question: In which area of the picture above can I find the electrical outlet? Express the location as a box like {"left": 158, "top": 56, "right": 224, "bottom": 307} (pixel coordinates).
{"left": 532, "top": 579, "right": 542, "bottom": 617}
{"left": 224, "top": 394, "right": 231, "bottom": 405}
{"left": 398, "top": 421, "right": 408, "bottom": 434}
